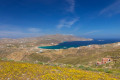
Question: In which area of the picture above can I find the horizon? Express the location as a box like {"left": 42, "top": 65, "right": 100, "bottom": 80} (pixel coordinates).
{"left": 0, "top": 0, "right": 120, "bottom": 39}
{"left": 0, "top": 34, "right": 120, "bottom": 40}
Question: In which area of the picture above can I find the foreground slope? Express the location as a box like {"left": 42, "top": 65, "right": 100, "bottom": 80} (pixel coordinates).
{"left": 0, "top": 60, "right": 119, "bottom": 80}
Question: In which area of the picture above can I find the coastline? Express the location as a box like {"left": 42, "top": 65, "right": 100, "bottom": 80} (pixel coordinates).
{"left": 38, "top": 39, "right": 120, "bottom": 49}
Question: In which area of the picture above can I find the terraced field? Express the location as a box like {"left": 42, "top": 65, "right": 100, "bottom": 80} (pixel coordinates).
{"left": 0, "top": 60, "right": 119, "bottom": 80}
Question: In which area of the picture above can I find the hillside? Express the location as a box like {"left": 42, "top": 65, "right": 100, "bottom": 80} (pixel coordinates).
{"left": 0, "top": 35, "right": 120, "bottom": 79}
{"left": 0, "top": 34, "right": 91, "bottom": 58}
{"left": 1, "top": 41, "right": 119, "bottom": 69}
{"left": 0, "top": 60, "right": 119, "bottom": 80}
{"left": 0, "top": 35, "right": 120, "bottom": 70}
{"left": 19, "top": 43, "right": 120, "bottom": 69}
{"left": 0, "top": 34, "right": 92, "bottom": 46}
{"left": 39, "top": 34, "right": 92, "bottom": 42}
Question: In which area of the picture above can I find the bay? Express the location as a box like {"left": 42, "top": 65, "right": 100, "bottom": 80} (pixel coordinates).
{"left": 39, "top": 39, "right": 120, "bottom": 49}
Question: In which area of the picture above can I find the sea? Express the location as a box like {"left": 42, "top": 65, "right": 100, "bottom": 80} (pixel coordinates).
{"left": 38, "top": 39, "right": 120, "bottom": 49}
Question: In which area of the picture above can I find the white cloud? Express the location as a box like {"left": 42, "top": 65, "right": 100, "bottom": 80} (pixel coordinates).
{"left": 0, "top": 31, "right": 24, "bottom": 38}
{"left": 99, "top": 0, "right": 120, "bottom": 16}
{"left": 0, "top": 30, "right": 42, "bottom": 38}
{"left": 66, "top": 0, "right": 75, "bottom": 13}
{"left": 83, "top": 30, "right": 100, "bottom": 35}
{"left": 0, "top": 24, "right": 44, "bottom": 38}
{"left": 28, "top": 28, "right": 41, "bottom": 33}
{"left": 57, "top": 17, "right": 79, "bottom": 29}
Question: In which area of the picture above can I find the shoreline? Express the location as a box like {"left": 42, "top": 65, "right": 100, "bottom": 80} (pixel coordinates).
{"left": 38, "top": 40, "right": 120, "bottom": 50}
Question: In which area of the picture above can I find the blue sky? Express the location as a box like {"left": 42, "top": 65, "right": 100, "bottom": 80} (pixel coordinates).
{"left": 0, "top": 0, "right": 120, "bottom": 39}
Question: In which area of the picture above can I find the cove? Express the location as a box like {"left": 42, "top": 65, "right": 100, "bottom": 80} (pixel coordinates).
{"left": 38, "top": 39, "right": 120, "bottom": 49}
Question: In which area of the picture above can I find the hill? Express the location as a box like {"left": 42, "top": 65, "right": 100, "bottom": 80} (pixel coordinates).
{"left": 0, "top": 35, "right": 120, "bottom": 79}
{"left": 0, "top": 35, "right": 120, "bottom": 70}
{"left": 0, "top": 60, "right": 119, "bottom": 80}
{"left": 0, "top": 34, "right": 92, "bottom": 59}
{"left": 19, "top": 42, "right": 120, "bottom": 69}
{"left": 0, "top": 34, "right": 92, "bottom": 45}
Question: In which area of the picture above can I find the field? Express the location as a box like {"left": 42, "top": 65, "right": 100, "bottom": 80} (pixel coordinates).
{"left": 0, "top": 60, "right": 120, "bottom": 80}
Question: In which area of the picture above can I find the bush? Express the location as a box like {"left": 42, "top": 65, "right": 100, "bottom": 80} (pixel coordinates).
{"left": 79, "top": 65, "right": 86, "bottom": 69}
{"left": 79, "top": 65, "right": 94, "bottom": 71}
{"left": 104, "top": 69, "right": 112, "bottom": 73}
{"left": 97, "top": 68, "right": 104, "bottom": 72}
{"left": 38, "top": 62, "right": 44, "bottom": 65}
{"left": 97, "top": 68, "right": 112, "bottom": 73}
{"left": 85, "top": 67, "right": 93, "bottom": 71}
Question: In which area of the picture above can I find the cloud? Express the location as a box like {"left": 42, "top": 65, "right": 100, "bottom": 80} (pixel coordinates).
{"left": 66, "top": 0, "right": 75, "bottom": 13}
{"left": 0, "top": 29, "right": 42, "bottom": 38}
{"left": 28, "top": 28, "right": 41, "bottom": 33}
{"left": 83, "top": 30, "right": 100, "bottom": 35}
{"left": 99, "top": 0, "right": 120, "bottom": 16}
{"left": 0, "top": 31, "right": 42, "bottom": 38}
{"left": 57, "top": 17, "right": 79, "bottom": 29}
{"left": 0, "top": 31, "right": 25, "bottom": 38}
{"left": 0, "top": 24, "right": 43, "bottom": 38}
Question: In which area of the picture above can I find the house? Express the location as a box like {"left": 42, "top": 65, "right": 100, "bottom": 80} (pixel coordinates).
{"left": 102, "top": 58, "right": 111, "bottom": 64}
{"left": 96, "top": 58, "right": 111, "bottom": 65}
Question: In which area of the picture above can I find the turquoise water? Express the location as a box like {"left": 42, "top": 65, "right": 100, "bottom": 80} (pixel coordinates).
{"left": 39, "top": 39, "right": 120, "bottom": 49}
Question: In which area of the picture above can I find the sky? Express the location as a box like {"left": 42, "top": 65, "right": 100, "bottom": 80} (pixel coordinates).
{"left": 0, "top": 0, "right": 120, "bottom": 39}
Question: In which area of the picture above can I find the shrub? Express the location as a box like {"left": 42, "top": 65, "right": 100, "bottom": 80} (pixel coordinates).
{"left": 79, "top": 65, "right": 86, "bottom": 69}
{"left": 38, "top": 62, "right": 44, "bottom": 65}
{"left": 97, "top": 68, "right": 104, "bottom": 72}
{"left": 104, "top": 69, "right": 112, "bottom": 73}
